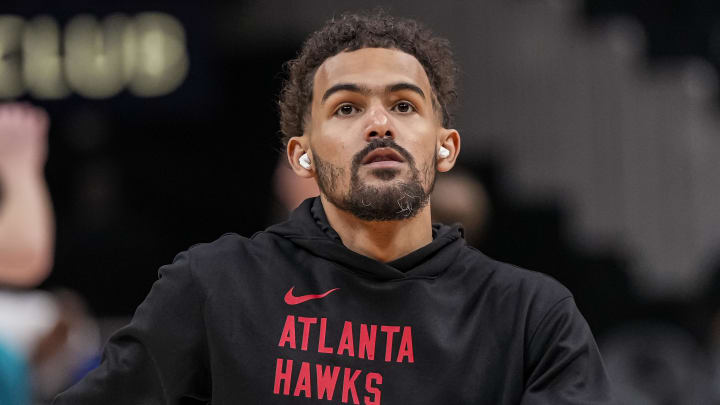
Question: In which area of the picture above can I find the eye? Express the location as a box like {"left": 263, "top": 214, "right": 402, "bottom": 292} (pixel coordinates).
{"left": 392, "top": 101, "right": 415, "bottom": 114}
{"left": 335, "top": 103, "right": 358, "bottom": 117}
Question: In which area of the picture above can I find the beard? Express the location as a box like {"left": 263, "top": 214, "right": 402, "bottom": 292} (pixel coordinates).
{"left": 313, "top": 138, "right": 435, "bottom": 221}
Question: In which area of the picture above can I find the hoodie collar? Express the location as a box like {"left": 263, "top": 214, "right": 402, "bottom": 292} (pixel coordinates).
{"left": 265, "top": 197, "right": 465, "bottom": 281}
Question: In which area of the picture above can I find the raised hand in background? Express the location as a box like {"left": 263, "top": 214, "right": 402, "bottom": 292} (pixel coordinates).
{"left": 0, "top": 103, "right": 55, "bottom": 287}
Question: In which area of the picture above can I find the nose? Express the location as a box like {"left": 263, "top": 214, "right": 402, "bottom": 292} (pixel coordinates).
{"left": 364, "top": 105, "right": 394, "bottom": 141}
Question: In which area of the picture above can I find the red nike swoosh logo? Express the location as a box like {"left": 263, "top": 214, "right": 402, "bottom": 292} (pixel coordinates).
{"left": 284, "top": 286, "right": 339, "bottom": 305}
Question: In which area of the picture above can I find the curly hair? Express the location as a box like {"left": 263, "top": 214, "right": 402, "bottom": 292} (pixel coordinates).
{"left": 278, "top": 10, "right": 458, "bottom": 147}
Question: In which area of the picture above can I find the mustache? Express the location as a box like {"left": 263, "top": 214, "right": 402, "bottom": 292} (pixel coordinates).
{"left": 351, "top": 138, "right": 415, "bottom": 167}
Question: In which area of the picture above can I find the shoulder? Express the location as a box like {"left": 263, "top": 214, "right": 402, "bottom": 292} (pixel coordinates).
{"left": 171, "top": 233, "right": 250, "bottom": 280}
{"left": 188, "top": 230, "right": 292, "bottom": 256}
{"left": 186, "top": 232, "right": 248, "bottom": 257}
{"left": 179, "top": 232, "right": 285, "bottom": 281}
{"left": 460, "top": 245, "right": 572, "bottom": 303}
{"left": 457, "top": 246, "right": 578, "bottom": 336}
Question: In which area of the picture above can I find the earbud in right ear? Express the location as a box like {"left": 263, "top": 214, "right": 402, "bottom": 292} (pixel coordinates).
{"left": 299, "top": 153, "right": 311, "bottom": 170}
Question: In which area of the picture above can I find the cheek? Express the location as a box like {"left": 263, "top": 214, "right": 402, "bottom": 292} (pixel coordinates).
{"left": 399, "top": 115, "right": 436, "bottom": 140}
{"left": 315, "top": 122, "right": 362, "bottom": 161}
{"left": 422, "top": 150, "right": 437, "bottom": 180}
{"left": 403, "top": 129, "right": 438, "bottom": 181}
{"left": 399, "top": 122, "right": 436, "bottom": 158}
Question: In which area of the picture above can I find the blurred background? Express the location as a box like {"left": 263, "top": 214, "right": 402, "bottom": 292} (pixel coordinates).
{"left": 2, "top": 0, "right": 720, "bottom": 403}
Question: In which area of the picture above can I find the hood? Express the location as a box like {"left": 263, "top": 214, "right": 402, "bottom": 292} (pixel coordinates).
{"left": 265, "top": 197, "right": 465, "bottom": 281}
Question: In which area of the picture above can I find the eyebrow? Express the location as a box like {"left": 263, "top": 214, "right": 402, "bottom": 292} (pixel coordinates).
{"left": 321, "top": 82, "right": 426, "bottom": 104}
{"left": 321, "top": 83, "right": 370, "bottom": 103}
{"left": 387, "top": 82, "right": 426, "bottom": 100}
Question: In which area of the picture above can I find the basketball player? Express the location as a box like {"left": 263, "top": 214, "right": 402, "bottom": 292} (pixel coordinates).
{"left": 55, "top": 11, "right": 613, "bottom": 404}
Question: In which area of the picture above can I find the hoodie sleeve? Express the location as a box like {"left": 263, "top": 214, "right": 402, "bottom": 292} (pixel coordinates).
{"left": 53, "top": 251, "right": 211, "bottom": 404}
{"left": 521, "top": 296, "right": 614, "bottom": 405}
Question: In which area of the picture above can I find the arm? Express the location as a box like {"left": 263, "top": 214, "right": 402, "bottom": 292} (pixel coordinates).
{"left": 53, "top": 251, "right": 211, "bottom": 404}
{"left": 521, "top": 297, "right": 615, "bottom": 404}
{"left": 0, "top": 102, "right": 54, "bottom": 287}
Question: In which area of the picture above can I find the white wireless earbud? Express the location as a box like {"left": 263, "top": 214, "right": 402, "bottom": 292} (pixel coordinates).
{"left": 438, "top": 146, "right": 450, "bottom": 159}
{"left": 299, "top": 153, "right": 312, "bottom": 170}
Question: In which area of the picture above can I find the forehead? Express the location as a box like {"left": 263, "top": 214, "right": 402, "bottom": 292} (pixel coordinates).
{"left": 313, "top": 48, "right": 432, "bottom": 97}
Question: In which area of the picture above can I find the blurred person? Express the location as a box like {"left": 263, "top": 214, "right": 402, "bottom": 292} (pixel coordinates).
{"left": 55, "top": 11, "right": 612, "bottom": 404}
{"left": 30, "top": 289, "right": 101, "bottom": 402}
{"left": 0, "top": 288, "right": 101, "bottom": 404}
{"left": 0, "top": 102, "right": 54, "bottom": 287}
{"left": 0, "top": 102, "right": 55, "bottom": 404}
{"left": 0, "top": 333, "right": 31, "bottom": 405}
{"left": 0, "top": 289, "right": 59, "bottom": 404}
{"left": 430, "top": 168, "right": 491, "bottom": 247}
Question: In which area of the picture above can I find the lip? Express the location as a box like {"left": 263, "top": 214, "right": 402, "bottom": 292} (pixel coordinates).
{"left": 361, "top": 148, "right": 405, "bottom": 165}
{"left": 363, "top": 160, "right": 405, "bottom": 169}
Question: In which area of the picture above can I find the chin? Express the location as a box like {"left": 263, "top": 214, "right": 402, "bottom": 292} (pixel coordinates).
{"left": 366, "top": 168, "right": 403, "bottom": 181}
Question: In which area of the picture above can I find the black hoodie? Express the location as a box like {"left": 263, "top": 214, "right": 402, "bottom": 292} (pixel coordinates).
{"left": 54, "top": 197, "right": 613, "bottom": 404}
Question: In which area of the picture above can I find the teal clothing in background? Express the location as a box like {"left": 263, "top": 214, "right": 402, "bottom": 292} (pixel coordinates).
{"left": 0, "top": 339, "right": 30, "bottom": 405}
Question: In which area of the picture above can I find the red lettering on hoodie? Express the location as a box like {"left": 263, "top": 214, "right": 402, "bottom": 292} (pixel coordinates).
{"left": 380, "top": 326, "right": 400, "bottom": 362}
{"left": 273, "top": 358, "right": 293, "bottom": 395}
{"left": 278, "top": 315, "right": 296, "bottom": 349}
{"left": 342, "top": 368, "right": 362, "bottom": 404}
{"left": 278, "top": 316, "right": 416, "bottom": 365}
{"left": 337, "top": 321, "right": 355, "bottom": 356}
{"left": 273, "top": 358, "right": 383, "bottom": 404}
{"left": 318, "top": 317, "right": 334, "bottom": 354}
{"left": 364, "top": 372, "right": 383, "bottom": 405}
{"left": 297, "top": 317, "right": 317, "bottom": 351}
{"left": 316, "top": 364, "right": 341, "bottom": 400}
{"left": 359, "top": 324, "right": 377, "bottom": 361}
{"left": 293, "top": 361, "right": 312, "bottom": 398}
{"left": 396, "top": 326, "right": 414, "bottom": 363}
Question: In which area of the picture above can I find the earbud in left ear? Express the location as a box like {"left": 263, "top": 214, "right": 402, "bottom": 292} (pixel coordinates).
{"left": 438, "top": 147, "right": 450, "bottom": 159}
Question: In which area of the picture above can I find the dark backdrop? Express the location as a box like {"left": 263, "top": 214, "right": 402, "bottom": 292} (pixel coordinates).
{"left": 1, "top": 0, "right": 296, "bottom": 315}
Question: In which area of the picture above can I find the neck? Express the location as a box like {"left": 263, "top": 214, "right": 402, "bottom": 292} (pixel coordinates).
{"left": 320, "top": 195, "right": 433, "bottom": 262}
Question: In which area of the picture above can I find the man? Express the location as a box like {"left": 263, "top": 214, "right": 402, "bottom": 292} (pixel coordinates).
{"left": 0, "top": 102, "right": 55, "bottom": 405}
{"left": 55, "top": 11, "right": 613, "bottom": 404}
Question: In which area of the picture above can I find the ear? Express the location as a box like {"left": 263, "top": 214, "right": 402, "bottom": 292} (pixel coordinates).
{"left": 437, "top": 128, "right": 460, "bottom": 172}
{"left": 287, "top": 136, "right": 314, "bottom": 178}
